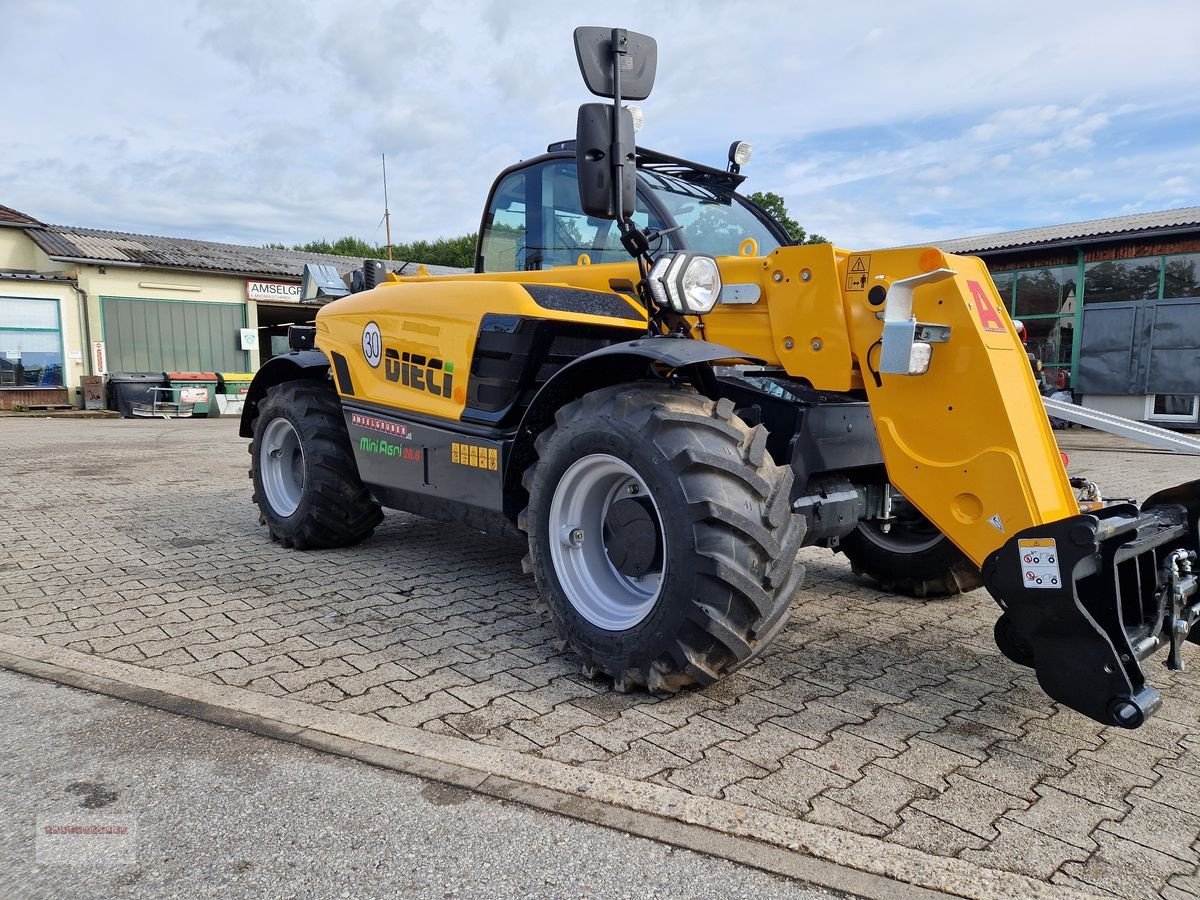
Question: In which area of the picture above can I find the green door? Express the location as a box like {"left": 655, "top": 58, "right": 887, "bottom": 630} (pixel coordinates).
{"left": 100, "top": 297, "right": 248, "bottom": 373}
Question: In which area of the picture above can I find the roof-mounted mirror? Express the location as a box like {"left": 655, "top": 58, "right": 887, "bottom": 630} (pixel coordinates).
{"left": 573, "top": 26, "right": 657, "bottom": 100}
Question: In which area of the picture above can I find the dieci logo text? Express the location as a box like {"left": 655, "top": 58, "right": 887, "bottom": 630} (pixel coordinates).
{"left": 385, "top": 349, "right": 454, "bottom": 398}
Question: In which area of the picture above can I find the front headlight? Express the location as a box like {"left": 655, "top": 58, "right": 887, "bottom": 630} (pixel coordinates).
{"left": 647, "top": 252, "right": 722, "bottom": 315}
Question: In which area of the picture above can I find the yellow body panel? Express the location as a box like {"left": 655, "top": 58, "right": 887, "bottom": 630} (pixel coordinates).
{"left": 322, "top": 245, "right": 1077, "bottom": 567}
{"left": 315, "top": 278, "right": 645, "bottom": 420}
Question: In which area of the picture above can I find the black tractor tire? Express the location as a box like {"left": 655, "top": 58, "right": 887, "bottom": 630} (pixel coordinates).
{"left": 249, "top": 379, "right": 382, "bottom": 549}
{"left": 519, "top": 383, "right": 806, "bottom": 693}
{"left": 837, "top": 502, "right": 982, "bottom": 598}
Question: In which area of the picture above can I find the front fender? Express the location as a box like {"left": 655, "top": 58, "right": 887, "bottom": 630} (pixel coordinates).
{"left": 238, "top": 350, "right": 331, "bottom": 437}
{"left": 502, "top": 337, "right": 759, "bottom": 506}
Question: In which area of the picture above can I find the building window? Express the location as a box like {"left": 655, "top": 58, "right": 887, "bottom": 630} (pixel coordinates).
{"left": 1014, "top": 266, "right": 1077, "bottom": 317}
{"left": 1083, "top": 257, "right": 1161, "bottom": 303}
{"left": 0, "top": 297, "right": 63, "bottom": 388}
{"left": 990, "top": 271, "right": 1015, "bottom": 312}
{"left": 1163, "top": 253, "right": 1200, "bottom": 299}
{"left": 1145, "top": 393, "right": 1199, "bottom": 423}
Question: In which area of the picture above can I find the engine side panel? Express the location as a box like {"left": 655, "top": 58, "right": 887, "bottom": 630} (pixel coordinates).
{"left": 315, "top": 280, "right": 646, "bottom": 424}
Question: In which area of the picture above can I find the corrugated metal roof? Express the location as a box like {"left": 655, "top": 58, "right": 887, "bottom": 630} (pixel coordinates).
{"left": 932, "top": 207, "right": 1200, "bottom": 254}
{"left": 23, "top": 224, "right": 470, "bottom": 279}
{"left": 0, "top": 205, "right": 43, "bottom": 227}
{"left": 0, "top": 271, "right": 75, "bottom": 282}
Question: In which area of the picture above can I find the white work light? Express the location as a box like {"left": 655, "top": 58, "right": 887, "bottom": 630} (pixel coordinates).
{"left": 647, "top": 252, "right": 723, "bottom": 315}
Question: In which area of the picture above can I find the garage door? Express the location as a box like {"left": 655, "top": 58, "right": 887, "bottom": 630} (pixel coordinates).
{"left": 101, "top": 297, "right": 248, "bottom": 373}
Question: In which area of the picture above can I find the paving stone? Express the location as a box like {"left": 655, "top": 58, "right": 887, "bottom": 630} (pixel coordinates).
{"left": 513, "top": 676, "right": 600, "bottom": 714}
{"left": 537, "top": 733, "right": 609, "bottom": 765}
{"left": 1099, "top": 795, "right": 1200, "bottom": 861}
{"left": 444, "top": 696, "right": 541, "bottom": 738}
{"left": 273, "top": 658, "right": 360, "bottom": 693}
{"left": 446, "top": 672, "right": 535, "bottom": 709}
{"left": 640, "top": 689, "right": 726, "bottom": 727}
{"left": 379, "top": 690, "right": 472, "bottom": 727}
{"left": 875, "top": 736, "right": 978, "bottom": 791}
{"left": 791, "top": 731, "right": 899, "bottom": 782}
{"left": 844, "top": 706, "right": 935, "bottom": 752}
{"left": 1162, "top": 871, "right": 1200, "bottom": 900}
{"left": 392, "top": 668, "right": 473, "bottom": 703}
{"left": 1006, "top": 784, "right": 1123, "bottom": 850}
{"left": 888, "top": 808, "right": 990, "bottom": 856}
{"left": 910, "top": 772, "right": 1028, "bottom": 841}
{"left": 584, "top": 739, "right": 689, "bottom": 780}
{"left": 168, "top": 650, "right": 250, "bottom": 678}
{"left": 6, "top": 421, "right": 1200, "bottom": 900}
{"left": 1045, "top": 756, "right": 1154, "bottom": 812}
{"left": 718, "top": 721, "right": 818, "bottom": 769}
{"left": 574, "top": 708, "right": 676, "bottom": 754}
{"left": 806, "top": 796, "right": 890, "bottom": 837}
{"left": 329, "top": 661, "right": 416, "bottom": 696}
{"left": 510, "top": 704, "right": 605, "bottom": 748}
{"left": 327, "top": 685, "right": 406, "bottom": 715}
{"left": 215, "top": 655, "right": 301, "bottom": 688}
{"left": 1057, "top": 830, "right": 1196, "bottom": 900}
{"left": 646, "top": 717, "right": 742, "bottom": 763}
{"left": 958, "top": 744, "right": 1066, "bottom": 802}
{"left": 666, "top": 748, "right": 769, "bottom": 799}
{"left": 733, "top": 755, "right": 849, "bottom": 817}
{"left": 961, "top": 818, "right": 1086, "bottom": 880}
{"left": 820, "top": 764, "right": 937, "bottom": 830}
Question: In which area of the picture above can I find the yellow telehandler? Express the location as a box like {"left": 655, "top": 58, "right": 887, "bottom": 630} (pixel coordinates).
{"left": 241, "top": 26, "right": 1199, "bottom": 729}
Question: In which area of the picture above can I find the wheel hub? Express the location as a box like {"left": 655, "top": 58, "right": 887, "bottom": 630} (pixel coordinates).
{"left": 603, "top": 497, "right": 663, "bottom": 577}
{"left": 260, "top": 417, "right": 305, "bottom": 517}
{"left": 547, "top": 453, "right": 666, "bottom": 631}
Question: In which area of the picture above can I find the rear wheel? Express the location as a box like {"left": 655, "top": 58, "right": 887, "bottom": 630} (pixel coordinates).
{"left": 520, "top": 383, "right": 805, "bottom": 693}
{"left": 250, "top": 379, "right": 382, "bottom": 549}
{"left": 837, "top": 491, "right": 982, "bottom": 598}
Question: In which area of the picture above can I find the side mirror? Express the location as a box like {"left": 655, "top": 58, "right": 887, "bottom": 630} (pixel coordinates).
{"left": 576, "top": 103, "right": 635, "bottom": 219}
{"left": 573, "top": 27, "right": 657, "bottom": 100}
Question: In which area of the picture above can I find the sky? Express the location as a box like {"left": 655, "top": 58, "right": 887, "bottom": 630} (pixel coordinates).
{"left": 2, "top": 0, "right": 1198, "bottom": 251}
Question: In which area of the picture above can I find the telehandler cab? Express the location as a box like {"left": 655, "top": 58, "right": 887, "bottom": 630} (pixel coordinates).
{"left": 242, "top": 26, "right": 1200, "bottom": 729}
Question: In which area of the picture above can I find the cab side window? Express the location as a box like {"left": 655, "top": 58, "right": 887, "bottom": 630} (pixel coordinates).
{"left": 479, "top": 160, "right": 674, "bottom": 273}
{"left": 479, "top": 171, "right": 529, "bottom": 273}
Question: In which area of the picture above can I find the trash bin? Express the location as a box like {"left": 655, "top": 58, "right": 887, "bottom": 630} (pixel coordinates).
{"left": 167, "top": 372, "right": 218, "bottom": 417}
{"left": 217, "top": 372, "right": 255, "bottom": 398}
{"left": 107, "top": 372, "right": 166, "bottom": 418}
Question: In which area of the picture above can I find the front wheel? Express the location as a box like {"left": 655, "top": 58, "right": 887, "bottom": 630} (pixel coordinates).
{"left": 836, "top": 491, "right": 982, "bottom": 598}
{"left": 250, "top": 379, "right": 382, "bottom": 549}
{"left": 521, "top": 383, "right": 805, "bottom": 693}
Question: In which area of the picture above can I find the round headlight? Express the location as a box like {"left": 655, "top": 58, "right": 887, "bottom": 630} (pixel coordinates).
{"left": 647, "top": 252, "right": 723, "bottom": 315}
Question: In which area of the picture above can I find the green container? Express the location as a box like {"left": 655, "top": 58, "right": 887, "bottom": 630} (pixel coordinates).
{"left": 217, "top": 372, "right": 255, "bottom": 398}
{"left": 167, "top": 371, "right": 218, "bottom": 416}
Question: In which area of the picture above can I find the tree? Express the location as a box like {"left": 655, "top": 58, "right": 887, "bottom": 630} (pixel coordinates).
{"left": 747, "top": 191, "right": 827, "bottom": 245}
{"left": 266, "top": 234, "right": 478, "bottom": 268}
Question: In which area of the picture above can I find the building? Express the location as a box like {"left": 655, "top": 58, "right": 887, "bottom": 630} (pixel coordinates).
{"left": 935, "top": 207, "right": 1200, "bottom": 427}
{"left": 0, "top": 204, "right": 465, "bottom": 409}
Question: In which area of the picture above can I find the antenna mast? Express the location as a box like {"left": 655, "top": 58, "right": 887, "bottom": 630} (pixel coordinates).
{"left": 382, "top": 153, "right": 393, "bottom": 261}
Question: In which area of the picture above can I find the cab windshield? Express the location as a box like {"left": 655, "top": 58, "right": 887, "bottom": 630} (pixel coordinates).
{"left": 639, "top": 170, "right": 783, "bottom": 258}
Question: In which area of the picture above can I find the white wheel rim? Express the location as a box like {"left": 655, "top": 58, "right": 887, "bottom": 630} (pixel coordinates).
{"left": 547, "top": 453, "right": 666, "bottom": 631}
{"left": 260, "top": 417, "right": 305, "bottom": 517}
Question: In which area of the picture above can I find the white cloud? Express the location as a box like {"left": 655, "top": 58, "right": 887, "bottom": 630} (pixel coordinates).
{"left": 0, "top": 0, "right": 1197, "bottom": 251}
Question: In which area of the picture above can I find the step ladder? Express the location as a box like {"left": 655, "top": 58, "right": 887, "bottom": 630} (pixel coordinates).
{"left": 1044, "top": 396, "right": 1200, "bottom": 455}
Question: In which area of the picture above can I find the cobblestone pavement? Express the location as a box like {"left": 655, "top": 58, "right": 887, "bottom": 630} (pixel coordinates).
{"left": 2, "top": 418, "right": 1199, "bottom": 898}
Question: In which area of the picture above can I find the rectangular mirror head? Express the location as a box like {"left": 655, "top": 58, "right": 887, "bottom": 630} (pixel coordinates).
{"left": 576, "top": 103, "right": 635, "bottom": 220}
{"left": 573, "top": 26, "right": 657, "bottom": 100}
